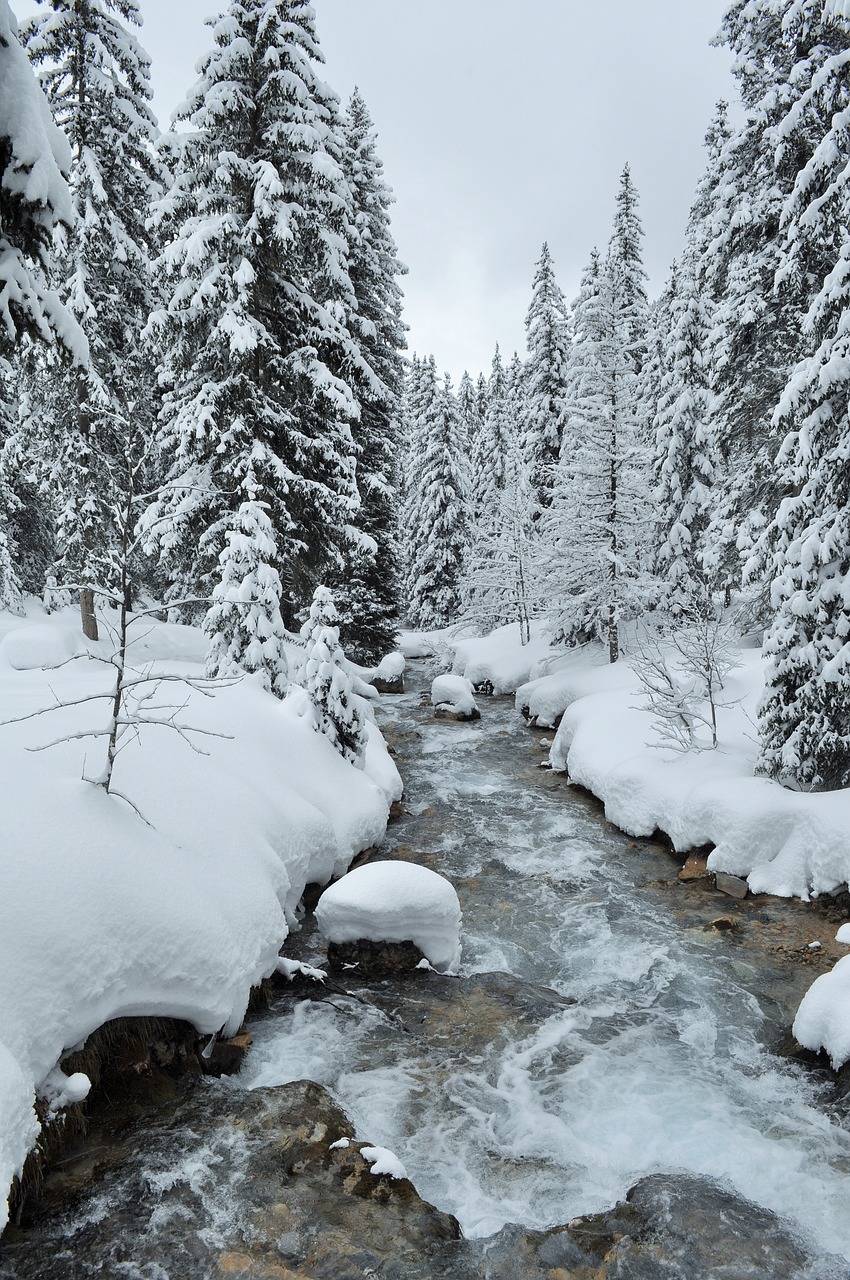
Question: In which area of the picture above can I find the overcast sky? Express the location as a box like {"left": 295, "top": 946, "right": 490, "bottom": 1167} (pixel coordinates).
{"left": 25, "top": 0, "right": 738, "bottom": 380}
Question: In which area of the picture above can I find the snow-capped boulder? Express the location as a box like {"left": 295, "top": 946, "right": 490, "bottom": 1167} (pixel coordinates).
{"left": 430, "top": 673, "right": 479, "bottom": 721}
{"left": 315, "top": 861, "right": 462, "bottom": 974}
{"left": 370, "top": 651, "right": 406, "bottom": 694}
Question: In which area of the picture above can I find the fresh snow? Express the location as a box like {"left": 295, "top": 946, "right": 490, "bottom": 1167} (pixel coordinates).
{"left": 0, "top": 604, "right": 401, "bottom": 1230}
{"left": 360, "top": 1144, "right": 408, "bottom": 1179}
{"left": 431, "top": 672, "right": 478, "bottom": 716}
{"left": 315, "top": 861, "right": 462, "bottom": 973}
{"left": 448, "top": 620, "right": 560, "bottom": 694}
{"left": 794, "top": 928, "right": 850, "bottom": 1070}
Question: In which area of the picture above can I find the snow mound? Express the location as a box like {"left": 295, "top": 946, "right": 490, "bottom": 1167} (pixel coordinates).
{"left": 516, "top": 647, "right": 633, "bottom": 727}
{"left": 315, "top": 861, "right": 462, "bottom": 973}
{"left": 361, "top": 1144, "right": 408, "bottom": 1179}
{"left": 0, "top": 623, "right": 88, "bottom": 671}
{"left": 375, "top": 652, "right": 405, "bottom": 680}
{"left": 398, "top": 623, "right": 477, "bottom": 661}
{"left": 431, "top": 672, "right": 478, "bottom": 716}
{"left": 794, "top": 934, "right": 850, "bottom": 1070}
{"left": 449, "top": 620, "right": 559, "bottom": 694}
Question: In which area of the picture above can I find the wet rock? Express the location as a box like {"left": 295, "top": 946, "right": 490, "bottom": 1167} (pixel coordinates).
{"left": 371, "top": 674, "right": 404, "bottom": 694}
{"left": 679, "top": 852, "right": 709, "bottom": 881}
{"left": 707, "top": 915, "right": 737, "bottom": 932}
{"left": 561, "top": 1173, "right": 819, "bottom": 1279}
{"left": 714, "top": 871, "right": 748, "bottom": 899}
{"left": 434, "top": 704, "right": 481, "bottom": 722}
{"left": 1, "top": 1080, "right": 463, "bottom": 1280}
{"left": 200, "top": 1031, "right": 252, "bottom": 1077}
{"left": 326, "top": 936, "right": 426, "bottom": 976}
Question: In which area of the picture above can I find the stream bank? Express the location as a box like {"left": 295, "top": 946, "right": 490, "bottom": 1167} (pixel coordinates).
{"left": 2, "top": 660, "right": 850, "bottom": 1279}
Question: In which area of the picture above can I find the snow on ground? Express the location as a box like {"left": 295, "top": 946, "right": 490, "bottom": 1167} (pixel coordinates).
{"left": 431, "top": 672, "right": 478, "bottom": 717}
{"left": 794, "top": 929, "right": 850, "bottom": 1070}
{"left": 0, "top": 602, "right": 402, "bottom": 1230}
{"left": 398, "top": 622, "right": 477, "bottom": 661}
{"left": 315, "top": 861, "right": 462, "bottom": 973}
{"left": 447, "top": 619, "right": 560, "bottom": 694}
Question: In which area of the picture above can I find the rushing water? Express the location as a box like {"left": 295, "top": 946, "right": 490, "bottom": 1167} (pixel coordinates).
{"left": 239, "top": 665, "right": 850, "bottom": 1262}
{"left": 4, "top": 661, "right": 850, "bottom": 1278}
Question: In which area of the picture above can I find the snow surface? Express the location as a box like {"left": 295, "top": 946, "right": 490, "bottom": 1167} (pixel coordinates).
{"left": 0, "top": 603, "right": 401, "bottom": 1230}
{"left": 360, "top": 1144, "right": 408, "bottom": 1179}
{"left": 449, "top": 620, "right": 560, "bottom": 694}
{"left": 315, "top": 861, "right": 462, "bottom": 973}
{"left": 375, "top": 651, "right": 405, "bottom": 680}
{"left": 398, "top": 623, "right": 476, "bottom": 660}
{"left": 794, "top": 931, "right": 850, "bottom": 1071}
{"left": 431, "top": 672, "right": 478, "bottom": 716}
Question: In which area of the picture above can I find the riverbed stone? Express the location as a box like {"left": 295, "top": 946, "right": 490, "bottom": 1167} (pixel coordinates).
{"left": 679, "top": 851, "right": 709, "bottom": 881}
{"left": 434, "top": 704, "right": 481, "bottom": 721}
{"left": 325, "top": 936, "right": 426, "bottom": 975}
{"left": 714, "top": 871, "right": 749, "bottom": 899}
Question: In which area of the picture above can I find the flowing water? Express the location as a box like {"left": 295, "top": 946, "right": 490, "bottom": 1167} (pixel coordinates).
{"left": 235, "top": 665, "right": 850, "bottom": 1262}
{"left": 3, "top": 660, "right": 850, "bottom": 1278}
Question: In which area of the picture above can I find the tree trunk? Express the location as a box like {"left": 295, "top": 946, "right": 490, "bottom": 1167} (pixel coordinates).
{"left": 80, "top": 588, "right": 98, "bottom": 641}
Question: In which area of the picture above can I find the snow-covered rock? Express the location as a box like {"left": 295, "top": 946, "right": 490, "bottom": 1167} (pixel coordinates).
{"left": 315, "top": 861, "right": 462, "bottom": 974}
{"left": 431, "top": 672, "right": 479, "bottom": 720}
{"left": 794, "top": 928, "right": 850, "bottom": 1070}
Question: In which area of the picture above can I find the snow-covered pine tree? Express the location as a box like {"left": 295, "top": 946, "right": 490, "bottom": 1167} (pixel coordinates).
{"left": 23, "top": 0, "right": 161, "bottom": 638}
{"left": 521, "top": 241, "right": 572, "bottom": 511}
{"left": 397, "top": 353, "right": 429, "bottom": 618}
{"left": 301, "top": 584, "right": 367, "bottom": 767}
{"left": 608, "top": 163, "right": 649, "bottom": 381}
{"left": 329, "top": 88, "right": 406, "bottom": 665}
{"left": 542, "top": 246, "right": 650, "bottom": 660}
{"left": 406, "top": 370, "right": 467, "bottom": 629}
{"left": 469, "top": 345, "right": 512, "bottom": 526}
{"left": 144, "top": 0, "right": 362, "bottom": 635}
{"left": 700, "top": 4, "right": 830, "bottom": 604}
{"left": 752, "top": 0, "right": 850, "bottom": 790}
{"left": 0, "top": 0, "right": 85, "bottom": 613}
{"left": 652, "top": 261, "right": 719, "bottom": 611}
{"left": 203, "top": 497, "right": 289, "bottom": 695}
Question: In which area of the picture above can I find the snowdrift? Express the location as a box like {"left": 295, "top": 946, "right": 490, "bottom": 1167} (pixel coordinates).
{"left": 0, "top": 605, "right": 402, "bottom": 1229}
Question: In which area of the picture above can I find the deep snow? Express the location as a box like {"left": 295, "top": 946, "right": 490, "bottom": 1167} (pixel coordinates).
{"left": 0, "top": 603, "right": 401, "bottom": 1230}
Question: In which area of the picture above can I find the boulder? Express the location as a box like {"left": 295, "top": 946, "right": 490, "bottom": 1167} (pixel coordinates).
{"left": 715, "top": 871, "right": 749, "bottom": 899}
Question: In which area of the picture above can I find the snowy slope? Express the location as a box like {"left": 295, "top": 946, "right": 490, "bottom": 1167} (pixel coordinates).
{"left": 0, "top": 605, "right": 401, "bottom": 1229}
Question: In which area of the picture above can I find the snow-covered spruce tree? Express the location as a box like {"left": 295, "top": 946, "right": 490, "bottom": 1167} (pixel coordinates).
{"left": 397, "top": 353, "right": 429, "bottom": 618}
{"left": 23, "top": 0, "right": 161, "bottom": 639}
{"left": 407, "top": 370, "right": 467, "bottom": 630}
{"left": 609, "top": 163, "right": 649, "bottom": 381}
{"left": 521, "top": 241, "right": 571, "bottom": 511}
{"left": 652, "top": 261, "right": 719, "bottom": 610}
{"left": 464, "top": 426, "right": 536, "bottom": 642}
{"left": 143, "top": 0, "right": 362, "bottom": 637}
{"left": 300, "top": 584, "right": 367, "bottom": 767}
{"left": 468, "top": 344, "right": 512, "bottom": 526}
{"left": 700, "top": 4, "right": 839, "bottom": 603}
{"left": 329, "top": 88, "right": 406, "bottom": 665}
{"left": 0, "top": 0, "right": 85, "bottom": 611}
{"left": 542, "top": 247, "right": 651, "bottom": 660}
{"left": 203, "top": 496, "right": 289, "bottom": 695}
{"left": 753, "top": 0, "right": 850, "bottom": 791}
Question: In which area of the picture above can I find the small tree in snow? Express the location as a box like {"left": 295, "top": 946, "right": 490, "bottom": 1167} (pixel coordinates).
{"left": 301, "top": 586, "right": 367, "bottom": 768}
{"left": 203, "top": 499, "right": 289, "bottom": 697}
{"left": 633, "top": 593, "right": 739, "bottom": 752}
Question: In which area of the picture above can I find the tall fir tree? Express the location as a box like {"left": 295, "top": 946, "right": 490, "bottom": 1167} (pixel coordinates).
{"left": 753, "top": 0, "right": 850, "bottom": 790}
{"left": 0, "top": 0, "right": 85, "bottom": 613}
{"left": 652, "top": 262, "right": 719, "bottom": 610}
{"left": 23, "top": 0, "right": 161, "bottom": 637}
{"left": 521, "top": 241, "right": 572, "bottom": 511}
{"left": 330, "top": 87, "right": 406, "bottom": 664}
{"left": 301, "top": 584, "right": 367, "bottom": 767}
{"left": 404, "top": 365, "right": 467, "bottom": 629}
{"left": 143, "top": 0, "right": 364, "bottom": 654}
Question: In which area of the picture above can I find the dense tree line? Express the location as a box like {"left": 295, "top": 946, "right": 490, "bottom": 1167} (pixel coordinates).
{"left": 0, "top": 0, "right": 406, "bottom": 698}
{"left": 400, "top": 0, "right": 850, "bottom": 794}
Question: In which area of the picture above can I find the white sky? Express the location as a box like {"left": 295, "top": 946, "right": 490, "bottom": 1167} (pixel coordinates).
{"left": 19, "top": 0, "right": 737, "bottom": 380}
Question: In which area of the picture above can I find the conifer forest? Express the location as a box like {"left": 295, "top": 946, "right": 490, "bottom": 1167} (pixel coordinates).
{"left": 4, "top": 2, "right": 850, "bottom": 1275}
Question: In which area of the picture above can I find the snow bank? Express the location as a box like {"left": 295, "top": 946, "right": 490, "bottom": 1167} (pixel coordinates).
{"left": 545, "top": 648, "right": 850, "bottom": 901}
{"left": 448, "top": 620, "right": 559, "bottom": 694}
{"left": 315, "top": 861, "right": 462, "bottom": 973}
{"left": 794, "top": 928, "right": 850, "bottom": 1069}
{"left": 0, "top": 604, "right": 401, "bottom": 1229}
{"left": 398, "top": 623, "right": 477, "bottom": 661}
{"left": 515, "top": 644, "right": 634, "bottom": 727}
{"left": 431, "top": 672, "right": 478, "bottom": 717}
